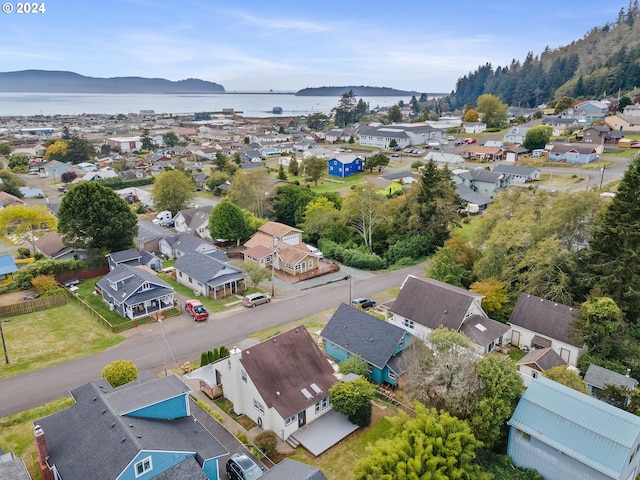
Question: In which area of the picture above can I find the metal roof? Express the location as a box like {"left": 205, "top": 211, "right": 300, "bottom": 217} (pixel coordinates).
{"left": 509, "top": 377, "right": 640, "bottom": 478}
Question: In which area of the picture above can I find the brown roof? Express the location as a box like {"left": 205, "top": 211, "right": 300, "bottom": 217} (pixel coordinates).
{"left": 240, "top": 327, "right": 336, "bottom": 419}
{"left": 0, "top": 191, "right": 25, "bottom": 207}
{"left": 243, "top": 244, "right": 272, "bottom": 260}
{"left": 244, "top": 231, "right": 312, "bottom": 267}
{"left": 508, "top": 293, "right": 581, "bottom": 347}
{"left": 517, "top": 347, "right": 566, "bottom": 371}
{"left": 35, "top": 231, "right": 66, "bottom": 257}
{"left": 278, "top": 243, "right": 312, "bottom": 266}
{"left": 464, "top": 145, "right": 502, "bottom": 154}
{"left": 391, "top": 275, "right": 483, "bottom": 331}
{"left": 257, "top": 221, "right": 302, "bottom": 239}
{"left": 243, "top": 231, "right": 273, "bottom": 250}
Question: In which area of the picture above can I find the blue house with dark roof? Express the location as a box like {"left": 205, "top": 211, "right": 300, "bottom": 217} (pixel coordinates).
{"left": 34, "top": 375, "right": 228, "bottom": 480}
{"left": 320, "top": 303, "right": 413, "bottom": 386}
{"left": 508, "top": 377, "right": 640, "bottom": 480}
{"left": 328, "top": 155, "right": 363, "bottom": 178}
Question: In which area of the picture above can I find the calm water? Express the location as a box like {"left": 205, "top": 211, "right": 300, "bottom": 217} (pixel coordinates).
{"left": 0, "top": 92, "right": 414, "bottom": 117}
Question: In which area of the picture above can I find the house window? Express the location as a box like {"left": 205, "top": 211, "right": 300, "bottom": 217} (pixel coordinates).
{"left": 178, "top": 271, "right": 183, "bottom": 278}
{"left": 308, "top": 260, "right": 313, "bottom": 268}
{"left": 253, "top": 399, "right": 265, "bottom": 414}
{"left": 322, "top": 397, "right": 329, "bottom": 409}
{"left": 404, "top": 319, "right": 415, "bottom": 329}
{"left": 188, "top": 277, "right": 193, "bottom": 284}
{"left": 135, "top": 457, "right": 152, "bottom": 477}
{"left": 228, "top": 359, "right": 231, "bottom": 371}
{"left": 241, "top": 369, "right": 247, "bottom": 383}
{"left": 531, "top": 370, "right": 538, "bottom": 379}
{"left": 315, "top": 401, "right": 321, "bottom": 414}
{"left": 388, "top": 370, "right": 397, "bottom": 380}
{"left": 285, "top": 415, "right": 297, "bottom": 426}
{"left": 367, "top": 364, "right": 373, "bottom": 374}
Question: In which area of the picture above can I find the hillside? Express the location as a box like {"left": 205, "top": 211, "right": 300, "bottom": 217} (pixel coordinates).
{"left": 296, "top": 86, "right": 422, "bottom": 96}
{"left": 447, "top": 4, "right": 640, "bottom": 109}
{"left": 0, "top": 70, "right": 225, "bottom": 93}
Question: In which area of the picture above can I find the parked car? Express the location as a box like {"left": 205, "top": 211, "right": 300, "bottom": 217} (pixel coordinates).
{"left": 184, "top": 299, "right": 208, "bottom": 321}
{"left": 226, "top": 453, "right": 263, "bottom": 480}
{"left": 463, "top": 137, "right": 477, "bottom": 144}
{"left": 306, "top": 244, "right": 323, "bottom": 259}
{"left": 243, "top": 292, "right": 271, "bottom": 308}
{"left": 446, "top": 135, "right": 456, "bottom": 141}
{"left": 351, "top": 297, "right": 376, "bottom": 309}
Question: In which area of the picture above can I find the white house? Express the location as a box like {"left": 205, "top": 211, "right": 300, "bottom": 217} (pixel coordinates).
{"left": 516, "top": 347, "right": 566, "bottom": 387}
{"left": 213, "top": 327, "right": 337, "bottom": 441}
{"left": 106, "top": 136, "right": 142, "bottom": 153}
{"left": 463, "top": 122, "right": 487, "bottom": 134}
{"left": 508, "top": 293, "right": 585, "bottom": 366}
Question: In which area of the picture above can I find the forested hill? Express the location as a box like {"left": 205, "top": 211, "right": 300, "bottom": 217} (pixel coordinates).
{"left": 447, "top": 4, "right": 640, "bottom": 109}
{"left": 0, "top": 70, "right": 225, "bottom": 93}
{"left": 296, "top": 86, "right": 422, "bottom": 96}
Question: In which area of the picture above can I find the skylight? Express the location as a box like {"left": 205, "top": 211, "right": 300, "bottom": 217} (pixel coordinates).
{"left": 474, "top": 323, "right": 487, "bottom": 332}
{"left": 310, "top": 383, "right": 322, "bottom": 394}
{"left": 301, "top": 388, "right": 312, "bottom": 399}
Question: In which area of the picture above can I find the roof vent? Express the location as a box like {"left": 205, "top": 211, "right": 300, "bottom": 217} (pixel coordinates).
{"left": 443, "top": 310, "right": 447, "bottom": 314}
{"left": 111, "top": 423, "right": 116, "bottom": 428}
{"left": 276, "top": 391, "right": 280, "bottom": 396}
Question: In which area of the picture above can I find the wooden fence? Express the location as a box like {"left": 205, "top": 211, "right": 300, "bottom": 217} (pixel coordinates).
{"left": 0, "top": 293, "right": 67, "bottom": 318}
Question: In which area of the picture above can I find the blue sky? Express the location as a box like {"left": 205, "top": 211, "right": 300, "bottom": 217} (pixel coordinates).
{"left": 0, "top": 1, "right": 624, "bottom": 92}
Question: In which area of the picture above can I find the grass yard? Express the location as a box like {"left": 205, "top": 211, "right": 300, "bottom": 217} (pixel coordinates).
{"left": 0, "top": 397, "right": 74, "bottom": 480}
{"left": 0, "top": 301, "right": 123, "bottom": 380}
{"left": 454, "top": 216, "right": 481, "bottom": 242}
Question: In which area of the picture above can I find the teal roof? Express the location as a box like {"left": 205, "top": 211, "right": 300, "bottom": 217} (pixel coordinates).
{"left": 509, "top": 377, "right": 640, "bottom": 478}
{"left": 0, "top": 254, "right": 17, "bottom": 276}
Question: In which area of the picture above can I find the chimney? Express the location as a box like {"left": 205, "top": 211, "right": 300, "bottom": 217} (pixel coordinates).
{"left": 34, "top": 425, "right": 54, "bottom": 480}
{"left": 627, "top": 368, "right": 631, "bottom": 378}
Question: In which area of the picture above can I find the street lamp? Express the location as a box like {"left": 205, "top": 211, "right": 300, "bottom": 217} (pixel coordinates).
{"left": 344, "top": 275, "right": 352, "bottom": 304}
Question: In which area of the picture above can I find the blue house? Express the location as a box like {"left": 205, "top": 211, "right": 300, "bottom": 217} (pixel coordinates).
{"left": 34, "top": 375, "right": 228, "bottom": 480}
{"left": 96, "top": 264, "right": 175, "bottom": 320}
{"left": 327, "top": 155, "right": 363, "bottom": 178}
{"left": 0, "top": 254, "right": 18, "bottom": 286}
{"left": 320, "top": 303, "right": 413, "bottom": 386}
{"left": 508, "top": 377, "right": 640, "bottom": 480}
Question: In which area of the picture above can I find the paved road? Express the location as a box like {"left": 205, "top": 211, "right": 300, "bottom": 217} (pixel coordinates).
{"left": 0, "top": 262, "right": 424, "bottom": 418}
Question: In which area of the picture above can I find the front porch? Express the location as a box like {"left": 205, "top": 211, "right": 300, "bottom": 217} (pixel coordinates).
{"left": 126, "top": 293, "right": 175, "bottom": 319}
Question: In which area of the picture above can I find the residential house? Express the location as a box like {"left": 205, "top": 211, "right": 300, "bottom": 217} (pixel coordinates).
{"left": 0, "top": 191, "right": 25, "bottom": 209}
{"left": 240, "top": 149, "right": 262, "bottom": 163}
{"left": 0, "top": 254, "right": 18, "bottom": 286}
{"left": 106, "top": 136, "right": 142, "bottom": 153}
{"left": 159, "top": 232, "right": 218, "bottom": 260}
{"left": 547, "top": 142, "right": 600, "bottom": 164}
{"left": 34, "top": 232, "right": 87, "bottom": 261}
{"left": 501, "top": 146, "right": 530, "bottom": 163}
{"left": 328, "top": 155, "right": 363, "bottom": 178}
{"left": 542, "top": 116, "right": 581, "bottom": 136}
{"left": 96, "top": 264, "right": 175, "bottom": 320}
{"left": 492, "top": 164, "right": 541, "bottom": 184}
{"left": 455, "top": 183, "right": 493, "bottom": 213}
{"left": 462, "top": 145, "right": 503, "bottom": 162}
{"left": 174, "top": 206, "right": 214, "bottom": 241}
{"left": 106, "top": 248, "right": 162, "bottom": 271}
{"left": 389, "top": 275, "right": 510, "bottom": 354}
{"left": 604, "top": 114, "right": 640, "bottom": 134}
{"left": 357, "top": 123, "right": 443, "bottom": 149}
{"left": 135, "top": 222, "right": 174, "bottom": 253}
{"left": 575, "top": 100, "right": 609, "bottom": 122}
{"left": 192, "top": 173, "right": 209, "bottom": 190}
{"left": 0, "top": 451, "right": 31, "bottom": 480}
{"left": 508, "top": 293, "right": 584, "bottom": 366}
{"left": 582, "top": 126, "right": 614, "bottom": 144}
{"left": 76, "top": 162, "right": 96, "bottom": 172}
{"left": 43, "top": 160, "right": 73, "bottom": 180}
{"left": 261, "top": 458, "right": 327, "bottom": 480}
{"left": 213, "top": 327, "right": 338, "bottom": 441}
{"left": 516, "top": 347, "right": 566, "bottom": 387}
{"left": 463, "top": 122, "right": 487, "bottom": 134}
{"left": 34, "top": 375, "right": 228, "bottom": 480}
{"left": 119, "top": 169, "right": 147, "bottom": 181}
{"left": 423, "top": 152, "right": 465, "bottom": 169}
{"left": 321, "top": 303, "right": 414, "bottom": 387}
{"left": 508, "top": 377, "right": 640, "bottom": 480}
{"left": 174, "top": 250, "right": 245, "bottom": 299}
{"left": 559, "top": 107, "right": 588, "bottom": 123}
{"left": 584, "top": 364, "right": 638, "bottom": 403}
{"left": 243, "top": 222, "right": 320, "bottom": 277}
{"left": 504, "top": 126, "right": 532, "bottom": 144}
{"left": 80, "top": 169, "right": 119, "bottom": 182}
{"left": 452, "top": 167, "right": 512, "bottom": 198}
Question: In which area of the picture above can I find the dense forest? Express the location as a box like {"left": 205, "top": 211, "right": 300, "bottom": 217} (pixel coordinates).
{"left": 447, "top": 2, "right": 640, "bottom": 109}
{"left": 296, "top": 86, "right": 421, "bottom": 96}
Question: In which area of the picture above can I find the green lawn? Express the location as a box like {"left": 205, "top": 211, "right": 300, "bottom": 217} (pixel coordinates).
{"left": 0, "top": 301, "right": 123, "bottom": 380}
{"left": 454, "top": 217, "right": 481, "bottom": 242}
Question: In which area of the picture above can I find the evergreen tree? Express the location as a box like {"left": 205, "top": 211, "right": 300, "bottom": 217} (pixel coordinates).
{"left": 582, "top": 157, "right": 640, "bottom": 322}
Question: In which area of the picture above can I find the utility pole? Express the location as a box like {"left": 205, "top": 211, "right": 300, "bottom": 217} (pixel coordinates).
{"left": 0, "top": 319, "right": 8, "bottom": 364}
{"left": 599, "top": 165, "right": 605, "bottom": 190}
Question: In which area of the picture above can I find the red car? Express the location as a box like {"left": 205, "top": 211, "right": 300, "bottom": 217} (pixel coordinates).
{"left": 184, "top": 299, "right": 208, "bottom": 321}
{"left": 463, "top": 137, "right": 477, "bottom": 144}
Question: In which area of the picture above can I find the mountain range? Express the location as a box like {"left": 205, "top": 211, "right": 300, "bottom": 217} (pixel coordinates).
{"left": 0, "top": 70, "right": 225, "bottom": 94}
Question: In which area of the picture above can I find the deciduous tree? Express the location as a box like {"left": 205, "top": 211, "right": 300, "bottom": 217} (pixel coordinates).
{"left": 477, "top": 93, "right": 508, "bottom": 128}
{"left": 241, "top": 260, "right": 272, "bottom": 288}
{"left": 162, "top": 131, "right": 179, "bottom": 147}
{"left": 152, "top": 169, "right": 195, "bottom": 215}
{"left": 522, "top": 125, "right": 552, "bottom": 150}
{"left": 209, "top": 200, "right": 248, "bottom": 246}
{"left": 301, "top": 155, "right": 326, "bottom": 186}
{"left": 301, "top": 196, "right": 339, "bottom": 242}
{"left": 363, "top": 152, "right": 389, "bottom": 173}
{"left": 574, "top": 296, "right": 623, "bottom": 352}
{"left": 340, "top": 184, "right": 384, "bottom": 250}
{"left": 269, "top": 184, "right": 317, "bottom": 226}
{"left": 227, "top": 169, "right": 274, "bottom": 218}
{"left": 102, "top": 360, "right": 138, "bottom": 388}
{"left": 57, "top": 182, "right": 137, "bottom": 255}
{"left": 0, "top": 205, "right": 57, "bottom": 254}
{"left": 464, "top": 108, "right": 480, "bottom": 122}
{"left": 544, "top": 365, "right": 587, "bottom": 393}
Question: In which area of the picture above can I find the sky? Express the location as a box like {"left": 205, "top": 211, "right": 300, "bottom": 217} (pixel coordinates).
{"left": 0, "top": 0, "right": 626, "bottom": 93}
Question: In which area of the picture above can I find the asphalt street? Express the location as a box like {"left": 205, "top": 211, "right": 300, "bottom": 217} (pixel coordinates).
{"left": 0, "top": 262, "right": 424, "bottom": 418}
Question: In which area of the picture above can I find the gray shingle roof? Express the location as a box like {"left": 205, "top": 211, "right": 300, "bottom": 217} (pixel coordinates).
{"left": 261, "top": 458, "right": 328, "bottom": 480}
{"left": 321, "top": 303, "right": 408, "bottom": 370}
{"left": 173, "top": 250, "right": 241, "bottom": 287}
{"left": 584, "top": 364, "right": 638, "bottom": 390}
{"left": 392, "top": 275, "right": 482, "bottom": 331}
{"left": 493, "top": 165, "right": 539, "bottom": 176}
{"left": 516, "top": 347, "right": 566, "bottom": 371}
{"left": 96, "top": 264, "right": 173, "bottom": 307}
{"left": 508, "top": 293, "right": 581, "bottom": 347}
{"left": 455, "top": 183, "right": 493, "bottom": 207}
{"left": 459, "top": 314, "right": 510, "bottom": 348}
{"left": 108, "top": 248, "right": 141, "bottom": 264}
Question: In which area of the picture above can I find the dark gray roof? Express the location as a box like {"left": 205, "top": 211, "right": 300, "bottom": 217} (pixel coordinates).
{"left": 0, "top": 452, "right": 32, "bottom": 480}
{"left": 261, "top": 458, "right": 328, "bottom": 480}
{"left": 517, "top": 347, "right": 566, "bottom": 371}
{"left": 584, "top": 364, "right": 638, "bottom": 390}
{"left": 379, "top": 171, "right": 418, "bottom": 182}
{"left": 35, "top": 376, "right": 227, "bottom": 480}
{"left": 321, "top": 303, "right": 408, "bottom": 370}
{"left": 108, "top": 248, "right": 141, "bottom": 264}
{"left": 136, "top": 221, "right": 175, "bottom": 244}
{"left": 456, "top": 168, "right": 508, "bottom": 183}
{"left": 508, "top": 293, "right": 581, "bottom": 347}
{"left": 176, "top": 206, "right": 213, "bottom": 229}
{"left": 493, "top": 165, "right": 540, "bottom": 176}
{"left": 459, "top": 314, "right": 510, "bottom": 348}
{"left": 96, "top": 264, "right": 173, "bottom": 307}
{"left": 107, "top": 375, "right": 188, "bottom": 415}
{"left": 152, "top": 457, "right": 208, "bottom": 480}
{"left": 173, "top": 232, "right": 217, "bottom": 256}
{"left": 455, "top": 183, "right": 493, "bottom": 207}
{"left": 174, "top": 250, "right": 242, "bottom": 287}
{"left": 392, "top": 275, "right": 481, "bottom": 331}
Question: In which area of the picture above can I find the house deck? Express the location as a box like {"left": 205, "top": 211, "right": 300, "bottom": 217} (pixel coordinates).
{"left": 289, "top": 409, "right": 358, "bottom": 456}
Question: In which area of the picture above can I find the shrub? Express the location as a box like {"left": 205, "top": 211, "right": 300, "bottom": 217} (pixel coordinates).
{"left": 219, "top": 346, "right": 230, "bottom": 358}
{"left": 200, "top": 352, "right": 210, "bottom": 367}
{"left": 236, "top": 432, "right": 249, "bottom": 445}
{"left": 31, "top": 275, "right": 61, "bottom": 296}
{"left": 135, "top": 204, "right": 147, "bottom": 214}
{"left": 180, "top": 361, "right": 193, "bottom": 374}
{"left": 11, "top": 258, "right": 84, "bottom": 290}
{"left": 212, "top": 348, "right": 220, "bottom": 362}
{"left": 386, "top": 235, "right": 433, "bottom": 264}
{"left": 17, "top": 247, "right": 31, "bottom": 258}
{"left": 102, "top": 359, "right": 138, "bottom": 387}
{"left": 254, "top": 430, "right": 279, "bottom": 459}
{"left": 207, "top": 350, "right": 214, "bottom": 364}
{"left": 338, "top": 356, "right": 369, "bottom": 376}
{"left": 341, "top": 249, "right": 385, "bottom": 270}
